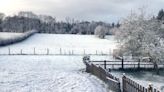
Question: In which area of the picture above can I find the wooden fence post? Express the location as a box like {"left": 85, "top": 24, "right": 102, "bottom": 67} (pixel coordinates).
{"left": 84, "top": 49, "right": 85, "bottom": 55}
{"left": 20, "top": 49, "right": 23, "bottom": 55}
{"left": 148, "top": 83, "right": 153, "bottom": 92}
{"left": 138, "top": 59, "right": 140, "bottom": 70}
{"left": 96, "top": 50, "right": 97, "bottom": 55}
{"left": 122, "top": 73, "right": 126, "bottom": 92}
{"left": 34, "top": 48, "right": 36, "bottom": 55}
{"left": 104, "top": 60, "right": 107, "bottom": 69}
{"left": 60, "top": 48, "right": 62, "bottom": 55}
{"left": 47, "top": 48, "right": 49, "bottom": 55}
{"left": 8, "top": 47, "right": 10, "bottom": 55}
{"left": 122, "top": 58, "right": 124, "bottom": 70}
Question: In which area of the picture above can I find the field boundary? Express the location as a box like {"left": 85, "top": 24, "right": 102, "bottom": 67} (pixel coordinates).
{"left": 0, "top": 48, "right": 114, "bottom": 56}
{"left": 83, "top": 58, "right": 121, "bottom": 92}
{"left": 83, "top": 56, "right": 161, "bottom": 92}
{"left": 123, "top": 75, "right": 160, "bottom": 92}
{"left": 0, "top": 30, "right": 38, "bottom": 46}
{"left": 90, "top": 60, "right": 164, "bottom": 70}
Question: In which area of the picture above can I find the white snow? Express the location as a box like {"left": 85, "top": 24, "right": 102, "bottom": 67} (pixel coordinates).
{"left": 0, "top": 34, "right": 117, "bottom": 92}
{"left": 0, "top": 32, "right": 23, "bottom": 40}
{"left": 0, "top": 34, "right": 118, "bottom": 55}
{"left": 0, "top": 33, "right": 163, "bottom": 92}
{"left": 0, "top": 56, "right": 108, "bottom": 92}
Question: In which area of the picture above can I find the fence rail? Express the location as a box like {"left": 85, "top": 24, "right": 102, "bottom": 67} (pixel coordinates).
{"left": 123, "top": 75, "right": 160, "bottom": 92}
{"left": 90, "top": 60, "right": 164, "bottom": 70}
{"left": 83, "top": 56, "right": 161, "bottom": 92}
{"left": 83, "top": 60, "right": 121, "bottom": 92}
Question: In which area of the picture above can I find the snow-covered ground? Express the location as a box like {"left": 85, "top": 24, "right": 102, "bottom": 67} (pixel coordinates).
{"left": 0, "top": 34, "right": 117, "bottom": 92}
{"left": 1, "top": 33, "right": 163, "bottom": 92}
{"left": 0, "top": 34, "right": 118, "bottom": 55}
{"left": 0, "top": 32, "right": 23, "bottom": 40}
{"left": 0, "top": 56, "right": 109, "bottom": 92}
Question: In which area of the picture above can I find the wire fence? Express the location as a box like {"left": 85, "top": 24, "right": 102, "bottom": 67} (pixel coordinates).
{"left": 0, "top": 47, "right": 114, "bottom": 56}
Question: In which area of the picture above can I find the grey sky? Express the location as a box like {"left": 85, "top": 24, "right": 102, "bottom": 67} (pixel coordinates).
{"left": 0, "top": 0, "right": 164, "bottom": 23}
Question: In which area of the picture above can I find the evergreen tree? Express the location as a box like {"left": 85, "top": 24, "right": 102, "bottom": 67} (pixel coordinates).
{"left": 157, "top": 9, "right": 164, "bottom": 20}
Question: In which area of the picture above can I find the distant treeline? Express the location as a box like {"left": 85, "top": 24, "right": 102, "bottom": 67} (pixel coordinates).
{"left": 0, "top": 11, "right": 120, "bottom": 34}
{"left": 0, "top": 30, "right": 38, "bottom": 46}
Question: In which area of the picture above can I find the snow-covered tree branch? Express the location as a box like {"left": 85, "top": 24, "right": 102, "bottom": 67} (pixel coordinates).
{"left": 115, "top": 10, "right": 164, "bottom": 65}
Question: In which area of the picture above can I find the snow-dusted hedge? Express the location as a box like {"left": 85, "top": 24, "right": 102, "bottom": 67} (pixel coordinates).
{"left": 0, "top": 30, "right": 38, "bottom": 46}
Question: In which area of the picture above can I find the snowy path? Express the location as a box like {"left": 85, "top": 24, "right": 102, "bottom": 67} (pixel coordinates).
{"left": 0, "top": 56, "right": 108, "bottom": 92}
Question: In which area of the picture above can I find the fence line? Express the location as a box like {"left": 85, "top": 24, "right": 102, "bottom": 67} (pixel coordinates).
{"left": 90, "top": 60, "right": 164, "bottom": 70}
{"left": 83, "top": 56, "right": 161, "bottom": 92}
{"left": 0, "top": 47, "right": 114, "bottom": 56}
{"left": 83, "top": 59, "right": 121, "bottom": 92}
{"left": 123, "top": 75, "right": 160, "bottom": 92}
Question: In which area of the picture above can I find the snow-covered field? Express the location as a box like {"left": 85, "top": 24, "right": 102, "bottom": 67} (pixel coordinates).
{"left": 0, "top": 34, "right": 117, "bottom": 55}
{"left": 0, "top": 56, "right": 108, "bottom": 92}
{"left": 0, "top": 34, "right": 116, "bottom": 92}
{"left": 0, "top": 33, "right": 163, "bottom": 92}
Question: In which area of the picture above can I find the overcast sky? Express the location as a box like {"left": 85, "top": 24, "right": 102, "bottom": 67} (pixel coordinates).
{"left": 0, "top": 0, "right": 164, "bottom": 23}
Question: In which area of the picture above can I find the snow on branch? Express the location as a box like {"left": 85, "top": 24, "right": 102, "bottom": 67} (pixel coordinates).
{"left": 115, "top": 9, "right": 164, "bottom": 63}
